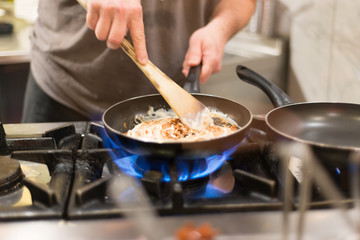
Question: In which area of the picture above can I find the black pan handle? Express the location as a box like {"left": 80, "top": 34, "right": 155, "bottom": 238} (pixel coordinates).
{"left": 236, "top": 65, "right": 293, "bottom": 108}
{"left": 183, "top": 65, "right": 201, "bottom": 93}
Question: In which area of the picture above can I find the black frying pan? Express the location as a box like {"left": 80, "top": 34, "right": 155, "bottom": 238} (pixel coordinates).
{"left": 103, "top": 67, "right": 253, "bottom": 160}
{"left": 236, "top": 65, "right": 360, "bottom": 191}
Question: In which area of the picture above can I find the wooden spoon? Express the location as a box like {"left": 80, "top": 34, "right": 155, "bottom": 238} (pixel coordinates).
{"left": 77, "top": 0, "right": 213, "bottom": 131}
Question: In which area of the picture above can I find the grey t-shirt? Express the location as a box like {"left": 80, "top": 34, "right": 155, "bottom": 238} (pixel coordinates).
{"left": 30, "top": 0, "right": 220, "bottom": 119}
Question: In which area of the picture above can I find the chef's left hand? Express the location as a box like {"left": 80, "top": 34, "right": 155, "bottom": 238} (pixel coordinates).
{"left": 182, "top": 25, "right": 226, "bottom": 84}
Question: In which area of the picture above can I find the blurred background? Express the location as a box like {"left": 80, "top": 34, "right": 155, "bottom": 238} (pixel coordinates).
{"left": 0, "top": 0, "right": 359, "bottom": 123}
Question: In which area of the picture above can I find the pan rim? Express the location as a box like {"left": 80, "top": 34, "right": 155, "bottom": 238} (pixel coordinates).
{"left": 265, "top": 101, "right": 360, "bottom": 151}
{"left": 102, "top": 93, "right": 253, "bottom": 145}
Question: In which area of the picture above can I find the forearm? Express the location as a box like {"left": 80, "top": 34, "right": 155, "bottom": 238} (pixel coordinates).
{"left": 208, "top": 0, "right": 256, "bottom": 43}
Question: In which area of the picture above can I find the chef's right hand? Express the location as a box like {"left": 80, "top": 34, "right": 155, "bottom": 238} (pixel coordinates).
{"left": 85, "top": 0, "right": 148, "bottom": 65}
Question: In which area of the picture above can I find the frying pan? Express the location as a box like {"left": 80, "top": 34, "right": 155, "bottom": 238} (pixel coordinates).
{"left": 236, "top": 65, "right": 360, "bottom": 191}
{"left": 103, "top": 66, "right": 253, "bottom": 161}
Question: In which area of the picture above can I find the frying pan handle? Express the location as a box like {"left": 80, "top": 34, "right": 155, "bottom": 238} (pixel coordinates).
{"left": 236, "top": 65, "right": 293, "bottom": 107}
{"left": 183, "top": 65, "right": 201, "bottom": 93}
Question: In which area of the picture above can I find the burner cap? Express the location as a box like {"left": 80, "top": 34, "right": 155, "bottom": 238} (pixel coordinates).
{"left": 0, "top": 156, "right": 24, "bottom": 196}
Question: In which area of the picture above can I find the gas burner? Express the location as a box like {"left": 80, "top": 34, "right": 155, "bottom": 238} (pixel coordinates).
{"left": 0, "top": 156, "right": 24, "bottom": 207}
{"left": 141, "top": 169, "right": 210, "bottom": 198}
{"left": 0, "top": 156, "right": 24, "bottom": 196}
{"left": 110, "top": 151, "right": 232, "bottom": 184}
{"left": 6, "top": 121, "right": 344, "bottom": 220}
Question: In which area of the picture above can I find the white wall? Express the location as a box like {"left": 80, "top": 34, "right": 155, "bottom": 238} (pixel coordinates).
{"left": 288, "top": 0, "right": 360, "bottom": 103}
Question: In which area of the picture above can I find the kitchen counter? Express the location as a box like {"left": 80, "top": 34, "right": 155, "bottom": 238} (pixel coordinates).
{"left": 0, "top": 2, "right": 32, "bottom": 64}
{"left": 0, "top": 208, "right": 356, "bottom": 240}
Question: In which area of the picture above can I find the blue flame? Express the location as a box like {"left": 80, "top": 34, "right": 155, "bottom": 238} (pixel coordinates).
{"left": 112, "top": 155, "right": 144, "bottom": 178}
{"left": 99, "top": 127, "right": 241, "bottom": 182}
{"left": 200, "top": 183, "right": 231, "bottom": 198}
{"left": 177, "top": 144, "right": 240, "bottom": 181}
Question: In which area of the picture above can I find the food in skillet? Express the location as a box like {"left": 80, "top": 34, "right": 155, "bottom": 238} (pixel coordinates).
{"left": 126, "top": 107, "right": 239, "bottom": 142}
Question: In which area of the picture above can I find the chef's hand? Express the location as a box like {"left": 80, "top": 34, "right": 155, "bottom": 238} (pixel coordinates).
{"left": 182, "top": 0, "right": 256, "bottom": 84}
{"left": 85, "top": 0, "right": 148, "bottom": 65}
{"left": 182, "top": 25, "right": 226, "bottom": 84}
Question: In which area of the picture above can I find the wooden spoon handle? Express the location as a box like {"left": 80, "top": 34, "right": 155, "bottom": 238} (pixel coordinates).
{"left": 121, "top": 41, "right": 213, "bottom": 130}
{"left": 76, "top": 0, "right": 170, "bottom": 91}
{"left": 119, "top": 39, "right": 213, "bottom": 131}
{"left": 120, "top": 39, "right": 171, "bottom": 90}
{"left": 77, "top": 0, "right": 147, "bottom": 67}
{"left": 76, "top": 0, "right": 212, "bottom": 130}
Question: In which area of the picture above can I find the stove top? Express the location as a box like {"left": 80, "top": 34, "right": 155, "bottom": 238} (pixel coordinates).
{"left": 0, "top": 121, "right": 282, "bottom": 219}
{"left": 0, "top": 121, "right": 357, "bottom": 239}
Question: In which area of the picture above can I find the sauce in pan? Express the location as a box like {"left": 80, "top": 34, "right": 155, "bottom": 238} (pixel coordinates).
{"left": 126, "top": 107, "right": 239, "bottom": 142}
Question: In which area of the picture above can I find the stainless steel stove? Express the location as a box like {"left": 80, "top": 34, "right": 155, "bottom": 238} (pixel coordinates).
{"left": 0, "top": 121, "right": 357, "bottom": 239}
